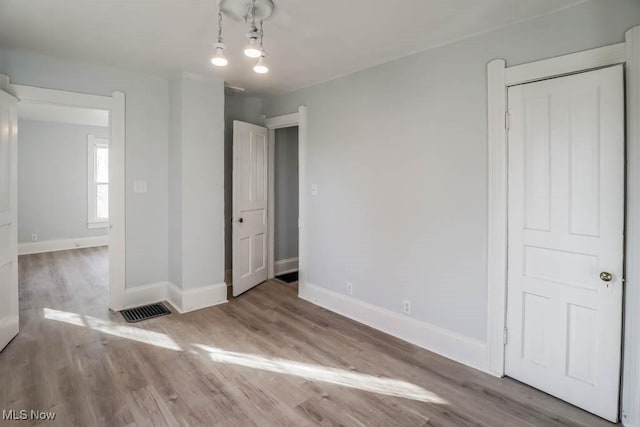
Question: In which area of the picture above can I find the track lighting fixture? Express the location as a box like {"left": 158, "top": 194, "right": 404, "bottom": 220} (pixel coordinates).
{"left": 211, "top": 9, "right": 228, "bottom": 67}
{"left": 212, "top": 0, "right": 275, "bottom": 74}
{"left": 243, "top": 25, "right": 262, "bottom": 58}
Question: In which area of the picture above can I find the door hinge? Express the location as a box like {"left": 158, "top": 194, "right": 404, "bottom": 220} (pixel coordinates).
{"left": 503, "top": 328, "right": 508, "bottom": 345}
{"left": 505, "top": 111, "right": 510, "bottom": 131}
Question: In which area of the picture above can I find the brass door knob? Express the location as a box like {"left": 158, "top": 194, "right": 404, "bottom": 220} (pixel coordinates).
{"left": 600, "top": 272, "right": 613, "bottom": 282}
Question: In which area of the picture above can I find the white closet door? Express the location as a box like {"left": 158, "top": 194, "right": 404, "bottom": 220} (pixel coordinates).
{"left": 232, "top": 120, "right": 269, "bottom": 296}
{"left": 0, "top": 89, "right": 19, "bottom": 352}
{"left": 506, "top": 65, "right": 624, "bottom": 422}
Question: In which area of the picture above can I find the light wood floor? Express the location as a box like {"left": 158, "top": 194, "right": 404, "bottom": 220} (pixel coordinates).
{"left": 1, "top": 247, "right": 615, "bottom": 426}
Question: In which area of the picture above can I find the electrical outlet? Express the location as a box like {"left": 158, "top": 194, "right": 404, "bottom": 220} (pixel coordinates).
{"left": 31, "top": 234, "right": 38, "bottom": 242}
{"left": 403, "top": 299, "right": 412, "bottom": 315}
{"left": 346, "top": 282, "right": 353, "bottom": 296}
{"left": 134, "top": 180, "right": 147, "bottom": 193}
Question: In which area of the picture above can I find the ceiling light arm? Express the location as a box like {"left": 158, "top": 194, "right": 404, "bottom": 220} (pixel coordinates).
{"left": 217, "top": 9, "right": 224, "bottom": 44}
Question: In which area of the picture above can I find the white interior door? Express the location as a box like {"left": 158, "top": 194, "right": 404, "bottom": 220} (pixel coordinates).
{"left": 233, "top": 120, "right": 269, "bottom": 296}
{"left": 506, "top": 65, "right": 624, "bottom": 421}
{"left": 0, "top": 89, "right": 19, "bottom": 352}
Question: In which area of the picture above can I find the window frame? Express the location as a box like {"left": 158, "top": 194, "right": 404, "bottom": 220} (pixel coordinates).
{"left": 87, "top": 134, "right": 109, "bottom": 229}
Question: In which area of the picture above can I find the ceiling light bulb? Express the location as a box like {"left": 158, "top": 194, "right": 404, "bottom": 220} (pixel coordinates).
{"left": 244, "top": 37, "right": 262, "bottom": 58}
{"left": 253, "top": 55, "right": 269, "bottom": 74}
{"left": 211, "top": 43, "right": 228, "bottom": 67}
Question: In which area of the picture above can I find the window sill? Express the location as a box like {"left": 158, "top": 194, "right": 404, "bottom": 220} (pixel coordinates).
{"left": 87, "top": 221, "right": 109, "bottom": 230}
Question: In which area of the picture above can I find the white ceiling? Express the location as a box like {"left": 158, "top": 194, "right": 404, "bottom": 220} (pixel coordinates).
{"left": 0, "top": 0, "right": 587, "bottom": 95}
{"left": 18, "top": 102, "right": 109, "bottom": 127}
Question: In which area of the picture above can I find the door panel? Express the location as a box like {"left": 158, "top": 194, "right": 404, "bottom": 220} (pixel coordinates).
{"left": 233, "top": 121, "right": 269, "bottom": 296}
{"left": 506, "top": 65, "right": 624, "bottom": 422}
{"left": 0, "top": 89, "right": 18, "bottom": 352}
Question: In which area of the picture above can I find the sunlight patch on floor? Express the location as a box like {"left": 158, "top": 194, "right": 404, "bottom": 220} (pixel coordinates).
{"left": 42, "top": 307, "right": 446, "bottom": 403}
{"left": 43, "top": 307, "right": 182, "bottom": 351}
{"left": 195, "top": 344, "right": 448, "bottom": 404}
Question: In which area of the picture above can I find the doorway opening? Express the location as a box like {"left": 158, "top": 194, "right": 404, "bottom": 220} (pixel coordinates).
{"left": 504, "top": 65, "right": 624, "bottom": 422}
{"left": 229, "top": 107, "right": 306, "bottom": 298}
{"left": 2, "top": 78, "right": 126, "bottom": 312}
{"left": 486, "top": 31, "right": 640, "bottom": 423}
{"left": 16, "top": 102, "right": 112, "bottom": 306}
{"left": 272, "top": 126, "right": 299, "bottom": 284}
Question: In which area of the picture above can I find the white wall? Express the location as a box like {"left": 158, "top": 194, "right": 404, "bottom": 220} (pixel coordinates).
{"left": 169, "top": 74, "right": 226, "bottom": 290}
{"left": 262, "top": 0, "right": 640, "bottom": 344}
{"left": 0, "top": 49, "right": 169, "bottom": 288}
{"left": 274, "top": 126, "right": 299, "bottom": 262}
{"left": 17, "top": 119, "right": 109, "bottom": 243}
{"left": 168, "top": 78, "right": 183, "bottom": 287}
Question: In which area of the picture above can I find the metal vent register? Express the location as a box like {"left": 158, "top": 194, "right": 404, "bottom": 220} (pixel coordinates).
{"left": 121, "top": 303, "right": 171, "bottom": 323}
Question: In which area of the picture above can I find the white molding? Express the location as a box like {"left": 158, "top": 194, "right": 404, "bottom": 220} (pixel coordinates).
{"left": 268, "top": 127, "right": 276, "bottom": 279}
{"left": 505, "top": 43, "right": 626, "bottom": 86}
{"left": 123, "top": 281, "right": 169, "bottom": 310}
{"left": 7, "top": 79, "right": 127, "bottom": 312}
{"left": 300, "top": 282, "right": 490, "bottom": 374}
{"left": 298, "top": 107, "right": 308, "bottom": 291}
{"left": 265, "top": 108, "right": 305, "bottom": 284}
{"left": 123, "top": 281, "right": 228, "bottom": 313}
{"left": 487, "top": 29, "right": 640, "bottom": 425}
{"left": 265, "top": 112, "right": 300, "bottom": 129}
{"left": 18, "top": 236, "right": 108, "bottom": 256}
{"left": 274, "top": 257, "right": 299, "bottom": 276}
{"left": 8, "top": 84, "right": 114, "bottom": 110}
{"left": 108, "top": 91, "right": 126, "bottom": 311}
{"left": 166, "top": 282, "right": 228, "bottom": 314}
{"left": 622, "top": 26, "right": 640, "bottom": 427}
{"left": 486, "top": 59, "right": 507, "bottom": 377}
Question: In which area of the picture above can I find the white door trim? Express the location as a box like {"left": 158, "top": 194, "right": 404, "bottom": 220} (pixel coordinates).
{"left": 265, "top": 107, "right": 306, "bottom": 287}
{"left": 2, "top": 78, "right": 127, "bottom": 311}
{"left": 487, "top": 26, "right": 640, "bottom": 425}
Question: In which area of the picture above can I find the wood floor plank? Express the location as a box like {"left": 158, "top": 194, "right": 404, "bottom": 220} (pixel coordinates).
{"left": 0, "top": 248, "right": 616, "bottom": 426}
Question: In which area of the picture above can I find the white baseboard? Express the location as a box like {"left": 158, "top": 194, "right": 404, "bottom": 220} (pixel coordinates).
{"left": 18, "top": 235, "right": 109, "bottom": 255}
{"left": 299, "top": 282, "right": 490, "bottom": 374}
{"left": 166, "top": 282, "right": 228, "bottom": 314}
{"left": 124, "top": 282, "right": 170, "bottom": 310}
{"left": 123, "top": 281, "right": 227, "bottom": 314}
{"left": 274, "top": 257, "right": 299, "bottom": 276}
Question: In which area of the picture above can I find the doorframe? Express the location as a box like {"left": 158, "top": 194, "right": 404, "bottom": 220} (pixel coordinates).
{"left": 0, "top": 76, "right": 127, "bottom": 311}
{"left": 265, "top": 106, "right": 307, "bottom": 289}
{"left": 486, "top": 26, "right": 640, "bottom": 425}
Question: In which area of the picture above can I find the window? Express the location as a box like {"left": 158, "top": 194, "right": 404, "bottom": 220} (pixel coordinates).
{"left": 88, "top": 135, "right": 109, "bottom": 229}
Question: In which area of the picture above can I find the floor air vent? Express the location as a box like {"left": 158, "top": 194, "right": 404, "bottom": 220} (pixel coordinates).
{"left": 121, "top": 303, "right": 171, "bottom": 323}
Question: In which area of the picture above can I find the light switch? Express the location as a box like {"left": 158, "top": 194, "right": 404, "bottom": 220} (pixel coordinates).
{"left": 311, "top": 184, "right": 318, "bottom": 196}
{"left": 134, "top": 180, "right": 147, "bottom": 193}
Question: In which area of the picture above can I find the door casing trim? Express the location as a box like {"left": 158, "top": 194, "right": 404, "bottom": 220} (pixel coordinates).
{"left": 1, "top": 78, "right": 126, "bottom": 311}
{"left": 487, "top": 27, "right": 640, "bottom": 425}
{"left": 265, "top": 107, "right": 307, "bottom": 290}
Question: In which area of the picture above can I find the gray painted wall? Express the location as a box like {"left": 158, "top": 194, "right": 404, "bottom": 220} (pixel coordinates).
{"left": 17, "top": 119, "right": 109, "bottom": 243}
{"left": 274, "top": 126, "right": 299, "bottom": 261}
{"left": 224, "top": 94, "right": 264, "bottom": 274}
{"left": 168, "top": 78, "right": 183, "bottom": 287}
{"left": 262, "top": 0, "right": 640, "bottom": 341}
{"left": 169, "top": 75, "right": 226, "bottom": 290}
{"left": 0, "top": 49, "right": 169, "bottom": 288}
